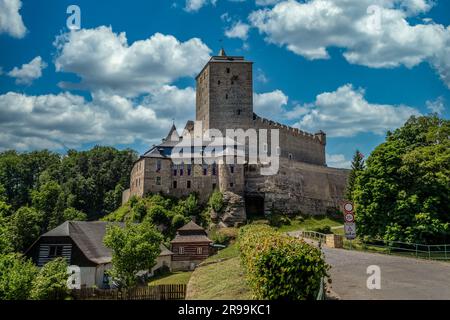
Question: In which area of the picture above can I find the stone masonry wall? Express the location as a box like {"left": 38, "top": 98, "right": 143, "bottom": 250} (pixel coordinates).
{"left": 245, "top": 158, "right": 349, "bottom": 216}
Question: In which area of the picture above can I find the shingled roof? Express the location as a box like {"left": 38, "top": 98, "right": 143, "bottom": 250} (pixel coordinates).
{"left": 39, "top": 221, "right": 172, "bottom": 264}
{"left": 171, "top": 220, "right": 212, "bottom": 244}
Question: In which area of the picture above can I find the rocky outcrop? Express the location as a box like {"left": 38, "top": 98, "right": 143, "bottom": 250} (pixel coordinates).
{"left": 211, "top": 191, "right": 246, "bottom": 228}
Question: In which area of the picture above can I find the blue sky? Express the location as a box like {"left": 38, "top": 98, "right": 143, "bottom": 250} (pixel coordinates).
{"left": 0, "top": 0, "right": 449, "bottom": 168}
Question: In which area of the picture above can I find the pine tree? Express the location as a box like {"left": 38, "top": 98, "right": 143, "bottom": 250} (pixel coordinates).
{"left": 346, "top": 150, "right": 365, "bottom": 201}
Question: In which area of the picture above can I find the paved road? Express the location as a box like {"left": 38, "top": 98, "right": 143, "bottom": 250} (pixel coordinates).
{"left": 323, "top": 246, "right": 450, "bottom": 300}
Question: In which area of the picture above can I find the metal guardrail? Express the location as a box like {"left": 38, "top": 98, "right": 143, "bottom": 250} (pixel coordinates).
{"left": 292, "top": 230, "right": 450, "bottom": 261}
{"left": 345, "top": 239, "right": 450, "bottom": 261}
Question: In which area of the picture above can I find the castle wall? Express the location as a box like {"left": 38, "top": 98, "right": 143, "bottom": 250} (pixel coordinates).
{"left": 129, "top": 157, "right": 245, "bottom": 203}
{"left": 245, "top": 158, "right": 349, "bottom": 216}
{"left": 251, "top": 115, "right": 326, "bottom": 166}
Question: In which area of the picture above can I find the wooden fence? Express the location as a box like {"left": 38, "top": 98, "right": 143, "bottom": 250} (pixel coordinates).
{"left": 71, "top": 284, "right": 186, "bottom": 300}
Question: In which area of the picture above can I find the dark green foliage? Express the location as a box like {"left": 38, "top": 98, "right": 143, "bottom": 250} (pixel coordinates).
{"left": 103, "top": 193, "right": 206, "bottom": 239}
{"left": 354, "top": 115, "right": 450, "bottom": 244}
{"left": 313, "top": 226, "right": 332, "bottom": 234}
{"left": 0, "top": 253, "right": 38, "bottom": 300}
{"left": 30, "top": 257, "right": 69, "bottom": 300}
{"left": 346, "top": 150, "right": 365, "bottom": 201}
{"left": 208, "top": 191, "right": 224, "bottom": 213}
{"left": 62, "top": 207, "right": 87, "bottom": 221}
{"left": 238, "top": 225, "right": 328, "bottom": 300}
{"left": 103, "top": 222, "right": 163, "bottom": 288}
{"left": 9, "top": 207, "right": 44, "bottom": 252}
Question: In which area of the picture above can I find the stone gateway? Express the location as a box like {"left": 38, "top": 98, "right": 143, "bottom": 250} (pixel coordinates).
{"left": 123, "top": 49, "right": 349, "bottom": 226}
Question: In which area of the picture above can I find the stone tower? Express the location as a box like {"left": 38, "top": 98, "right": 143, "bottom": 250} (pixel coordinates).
{"left": 195, "top": 48, "right": 253, "bottom": 135}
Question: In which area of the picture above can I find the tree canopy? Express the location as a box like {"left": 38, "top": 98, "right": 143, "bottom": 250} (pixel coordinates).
{"left": 354, "top": 115, "right": 450, "bottom": 244}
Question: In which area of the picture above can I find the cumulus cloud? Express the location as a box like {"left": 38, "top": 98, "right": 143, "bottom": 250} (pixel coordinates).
{"left": 7, "top": 56, "right": 47, "bottom": 85}
{"left": 225, "top": 21, "right": 250, "bottom": 40}
{"left": 326, "top": 153, "right": 351, "bottom": 169}
{"left": 255, "top": 0, "right": 282, "bottom": 6}
{"left": 426, "top": 96, "right": 445, "bottom": 115}
{"left": 0, "top": 0, "right": 26, "bottom": 38}
{"left": 254, "top": 90, "right": 288, "bottom": 119}
{"left": 295, "top": 84, "right": 421, "bottom": 137}
{"left": 54, "top": 26, "right": 211, "bottom": 96}
{"left": 0, "top": 85, "right": 197, "bottom": 151}
{"left": 185, "top": 0, "right": 217, "bottom": 12}
{"left": 249, "top": 0, "right": 450, "bottom": 88}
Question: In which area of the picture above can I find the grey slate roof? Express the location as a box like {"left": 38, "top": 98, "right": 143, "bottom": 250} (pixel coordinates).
{"left": 41, "top": 221, "right": 172, "bottom": 264}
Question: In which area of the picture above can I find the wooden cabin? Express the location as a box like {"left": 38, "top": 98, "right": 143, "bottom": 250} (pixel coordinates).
{"left": 170, "top": 220, "right": 213, "bottom": 271}
{"left": 26, "top": 221, "right": 173, "bottom": 288}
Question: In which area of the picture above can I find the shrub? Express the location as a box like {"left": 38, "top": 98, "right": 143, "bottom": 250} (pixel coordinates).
{"left": 208, "top": 191, "right": 224, "bottom": 213}
{"left": 313, "top": 226, "right": 333, "bottom": 234}
{"left": 210, "top": 227, "right": 238, "bottom": 245}
{"left": 268, "top": 214, "right": 291, "bottom": 227}
{"left": 30, "top": 257, "right": 69, "bottom": 300}
{"left": 172, "top": 214, "right": 188, "bottom": 231}
{"left": 0, "top": 253, "right": 38, "bottom": 300}
{"left": 238, "top": 225, "right": 328, "bottom": 300}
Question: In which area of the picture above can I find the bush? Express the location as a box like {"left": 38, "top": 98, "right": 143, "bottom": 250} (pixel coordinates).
{"left": 313, "top": 226, "right": 333, "bottom": 234}
{"left": 238, "top": 225, "right": 328, "bottom": 300}
{"left": 210, "top": 227, "right": 238, "bottom": 245}
{"left": 0, "top": 253, "right": 38, "bottom": 300}
{"left": 208, "top": 191, "right": 224, "bottom": 213}
{"left": 30, "top": 257, "right": 69, "bottom": 300}
{"left": 268, "top": 214, "right": 291, "bottom": 227}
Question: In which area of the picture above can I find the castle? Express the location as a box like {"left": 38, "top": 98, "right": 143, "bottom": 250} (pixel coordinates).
{"left": 122, "top": 49, "right": 349, "bottom": 227}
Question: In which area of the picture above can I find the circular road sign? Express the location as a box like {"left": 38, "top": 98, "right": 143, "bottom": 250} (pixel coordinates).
{"left": 344, "top": 212, "right": 354, "bottom": 223}
{"left": 344, "top": 202, "right": 354, "bottom": 213}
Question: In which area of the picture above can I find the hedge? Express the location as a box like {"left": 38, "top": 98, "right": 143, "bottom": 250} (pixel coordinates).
{"left": 238, "top": 225, "right": 329, "bottom": 300}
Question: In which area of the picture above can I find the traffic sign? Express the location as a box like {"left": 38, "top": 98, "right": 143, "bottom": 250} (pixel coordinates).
{"left": 344, "top": 212, "right": 354, "bottom": 223}
{"left": 344, "top": 222, "right": 356, "bottom": 239}
{"left": 343, "top": 202, "right": 354, "bottom": 213}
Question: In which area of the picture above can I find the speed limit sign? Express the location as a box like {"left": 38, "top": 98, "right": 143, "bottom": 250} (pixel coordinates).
{"left": 344, "top": 212, "right": 354, "bottom": 223}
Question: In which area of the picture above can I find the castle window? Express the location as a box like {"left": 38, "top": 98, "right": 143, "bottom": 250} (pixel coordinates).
{"left": 187, "top": 180, "right": 191, "bottom": 189}
{"left": 288, "top": 153, "right": 293, "bottom": 160}
{"left": 226, "top": 68, "right": 230, "bottom": 73}
{"left": 212, "top": 183, "right": 217, "bottom": 190}
{"left": 212, "top": 163, "right": 217, "bottom": 176}
{"left": 218, "top": 80, "right": 221, "bottom": 85}
{"left": 225, "top": 94, "right": 228, "bottom": 100}
{"left": 231, "top": 80, "right": 234, "bottom": 85}
{"left": 173, "top": 181, "right": 177, "bottom": 189}
{"left": 203, "top": 165, "right": 208, "bottom": 176}
{"left": 236, "top": 109, "right": 241, "bottom": 115}
{"left": 156, "top": 160, "right": 161, "bottom": 172}
{"left": 173, "top": 168, "right": 177, "bottom": 176}
{"left": 187, "top": 164, "right": 192, "bottom": 176}
{"left": 180, "top": 168, "right": 184, "bottom": 176}
{"left": 156, "top": 177, "right": 161, "bottom": 185}
{"left": 229, "top": 183, "right": 234, "bottom": 188}
{"left": 230, "top": 165, "right": 234, "bottom": 174}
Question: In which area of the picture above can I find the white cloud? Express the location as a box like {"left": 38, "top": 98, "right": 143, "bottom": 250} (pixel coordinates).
{"left": 256, "top": 0, "right": 282, "bottom": 6}
{"left": 254, "top": 90, "right": 288, "bottom": 119}
{"left": 185, "top": 0, "right": 217, "bottom": 12}
{"left": 295, "top": 84, "right": 421, "bottom": 137}
{"left": 225, "top": 21, "right": 250, "bottom": 40}
{"left": 7, "top": 56, "right": 47, "bottom": 85}
{"left": 54, "top": 26, "right": 211, "bottom": 96}
{"left": 426, "top": 96, "right": 445, "bottom": 115}
{"left": 326, "top": 153, "right": 351, "bottom": 169}
{"left": 249, "top": 0, "right": 450, "bottom": 88}
{"left": 255, "top": 68, "right": 268, "bottom": 83}
{"left": 0, "top": 86, "right": 197, "bottom": 151}
{"left": 0, "top": 0, "right": 26, "bottom": 38}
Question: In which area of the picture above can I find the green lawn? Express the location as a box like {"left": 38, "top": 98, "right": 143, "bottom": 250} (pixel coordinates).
{"left": 186, "top": 243, "right": 252, "bottom": 300}
{"left": 277, "top": 216, "right": 343, "bottom": 233}
{"left": 148, "top": 271, "right": 193, "bottom": 286}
